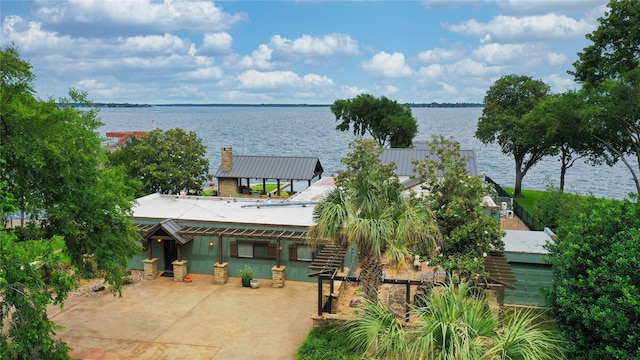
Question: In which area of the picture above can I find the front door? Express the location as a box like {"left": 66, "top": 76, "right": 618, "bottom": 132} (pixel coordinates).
{"left": 163, "top": 240, "right": 178, "bottom": 276}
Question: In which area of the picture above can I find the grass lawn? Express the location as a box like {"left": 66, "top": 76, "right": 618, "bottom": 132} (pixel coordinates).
{"left": 250, "top": 183, "right": 278, "bottom": 193}
{"left": 501, "top": 187, "right": 545, "bottom": 213}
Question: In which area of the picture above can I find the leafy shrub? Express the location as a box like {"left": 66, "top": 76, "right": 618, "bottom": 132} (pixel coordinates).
{"left": 296, "top": 326, "right": 361, "bottom": 360}
{"left": 546, "top": 195, "right": 640, "bottom": 359}
{"left": 532, "top": 182, "right": 582, "bottom": 231}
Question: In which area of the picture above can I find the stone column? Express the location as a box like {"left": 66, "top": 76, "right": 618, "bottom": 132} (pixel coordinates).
{"left": 271, "top": 265, "right": 286, "bottom": 288}
{"left": 172, "top": 259, "right": 189, "bottom": 282}
{"left": 143, "top": 258, "right": 158, "bottom": 280}
{"left": 213, "top": 262, "right": 228, "bottom": 284}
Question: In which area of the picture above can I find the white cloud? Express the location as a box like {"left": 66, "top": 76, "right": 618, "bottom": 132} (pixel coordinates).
{"left": 118, "top": 33, "right": 191, "bottom": 54}
{"left": 492, "top": 0, "right": 608, "bottom": 16}
{"left": 438, "top": 82, "right": 458, "bottom": 94}
{"left": 237, "top": 70, "right": 334, "bottom": 93}
{"left": 34, "top": 0, "right": 247, "bottom": 33}
{"left": 201, "top": 33, "right": 233, "bottom": 54}
{"left": 384, "top": 85, "right": 399, "bottom": 95}
{"left": 418, "top": 47, "right": 463, "bottom": 63}
{"left": 445, "top": 59, "right": 503, "bottom": 77}
{"left": 237, "top": 70, "right": 301, "bottom": 89}
{"left": 300, "top": 74, "right": 335, "bottom": 88}
{"left": 545, "top": 73, "right": 577, "bottom": 93}
{"left": 178, "top": 66, "right": 224, "bottom": 80}
{"left": 447, "top": 14, "right": 594, "bottom": 43}
{"left": 340, "top": 85, "right": 368, "bottom": 98}
{"left": 473, "top": 43, "right": 533, "bottom": 65}
{"left": 546, "top": 52, "right": 567, "bottom": 66}
{"left": 361, "top": 52, "right": 413, "bottom": 78}
{"left": 1, "top": 15, "right": 75, "bottom": 53}
{"left": 417, "top": 64, "right": 444, "bottom": 78}
{"left": 270, "top": 33, "right": 359, "bottom": 56}
{"left": 240, "top": 44, "right": 274, "bottom": 70}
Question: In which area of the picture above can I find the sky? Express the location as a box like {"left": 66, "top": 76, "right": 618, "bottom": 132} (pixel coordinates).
{"left": 1, "top": 0, "right": 609, "bottom": 104}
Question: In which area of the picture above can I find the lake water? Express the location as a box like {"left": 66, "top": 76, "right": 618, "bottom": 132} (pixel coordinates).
{"left": 97, "top": 106, "right": 636, "bottom": 199}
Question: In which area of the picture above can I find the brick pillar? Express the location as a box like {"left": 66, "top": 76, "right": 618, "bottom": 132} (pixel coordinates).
{"left": 143, "top": 258, "right": 158, "bottom": 280}
{"left": 172, "top": 260, "right": 188, "bottom": 282}
{"left": 271, "top": 265, "right": 286, "bottom": 288}
{"left": 213, "top": 262, "right": 228, "bottom": 284}
{"left": 221, "top": 147, "right": 233, "bottom": 171}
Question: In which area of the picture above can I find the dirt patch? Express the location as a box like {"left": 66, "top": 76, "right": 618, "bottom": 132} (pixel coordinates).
{"left": 70, "top": 270, "right": 147, "bottom": 297}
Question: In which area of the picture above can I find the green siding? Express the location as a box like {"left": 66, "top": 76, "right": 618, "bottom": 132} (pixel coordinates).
{"left": 132, "top": 219, "right": 330, "bottom": 282}
{"left": 505, "top": 252, "right": 546, "bottom": 264}
{"left": 504, "top": 263, "right": 552, "bottom": 306}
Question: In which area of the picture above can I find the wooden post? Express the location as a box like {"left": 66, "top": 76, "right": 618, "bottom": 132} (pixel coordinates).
{"left": 317, "top": 275, "right": 323, "bottom": 316}
{"left": 218, "top": 235, "right": 223, "bottom": 264}
{"left": 277, "top": 179, "right": 281, "bottom": 196}
{"left": 276, "top": 239, "right": 281, "bottom": 268}
{"left": 329, "top": 278, "right": 334, "bottom": 313}
{"left": 147, "top": 240, "right": 152, "bottom": 259}
{"left": 177, "top": 244, "right": 182, "bottom": 261}
{"left": 405, "top": 282, "right": 411, "bottom": 322}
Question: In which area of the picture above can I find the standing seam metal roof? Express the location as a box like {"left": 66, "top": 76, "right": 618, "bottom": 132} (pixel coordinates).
{"left": 380, "top": 149, "right": 478, "bottom": 177}
{"left": 214, "top": 155, "right": 323, "bottom": 180}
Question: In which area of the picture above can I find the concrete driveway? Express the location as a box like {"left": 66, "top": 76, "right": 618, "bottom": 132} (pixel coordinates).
{"left": 48, "top": 275, "right": 317, "bottom": 360}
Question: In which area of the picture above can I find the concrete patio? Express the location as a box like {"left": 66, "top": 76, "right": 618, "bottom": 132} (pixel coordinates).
{"left": 48, "top": 274, "right": 316, "bottom": 359}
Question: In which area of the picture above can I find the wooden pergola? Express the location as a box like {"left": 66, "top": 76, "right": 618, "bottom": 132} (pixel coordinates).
{"left": 177, "top": 226, "right": 307, "bottom": 267}
{"left": 308, "top": 250, "right": 517, "bottom": 321}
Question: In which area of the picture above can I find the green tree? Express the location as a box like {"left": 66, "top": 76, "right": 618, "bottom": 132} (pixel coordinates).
{"left": 475, "top": 74, "right": 553, "bottom": 198}
{"left": 0, "top": 232, "right": 76, "bottom": 360}
{"left": 331, "top": 94, "right": 418, "bottom": 148}
{"left": 308, "top": 138, "right": 439, "bottom": 303}
{"left": 1, "top": 46, "right": 142, "bottom": 358}
{"left": 527, "top": 91, "right": 600, "bottom": 192}
{"left": 342, "top": 282, "right": 565, "bottom": 359}
{"left": 571, "top": 0, "right": 640, "bottom": 195}
{"left": 109, "top": 128, "right": 209, "bottom": 195}
{"left": 545, "top": 195, "right": 640, "bottom": 359}
{"left": 413, "top": 135, "right": 504, "bottom": 279}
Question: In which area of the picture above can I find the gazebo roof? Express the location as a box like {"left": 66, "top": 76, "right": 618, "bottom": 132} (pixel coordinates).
{"left": 214, "top": 155, "right": 323, "bottom": 181}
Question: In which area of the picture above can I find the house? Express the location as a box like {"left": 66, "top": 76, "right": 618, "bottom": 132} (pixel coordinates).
{"left": 129, "top": 177, "right": 352, "bottom": 286}
{"left": 214, "top": 147, "right": 324, "bottom": 197}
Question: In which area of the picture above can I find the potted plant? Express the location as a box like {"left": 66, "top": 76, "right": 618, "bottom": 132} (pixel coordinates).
{"left": 240, "top": 265, "right": 255, "bottom": 287}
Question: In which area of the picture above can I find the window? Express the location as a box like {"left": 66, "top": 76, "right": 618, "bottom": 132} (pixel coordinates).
{"left": 289, "top": 243, "right": 320, "bottom": 262}
{"left": 297, "top": 245, "right": 314, "bottom": 261}
{"left": 231, "top": 241, "right": 276, "bottom": 259}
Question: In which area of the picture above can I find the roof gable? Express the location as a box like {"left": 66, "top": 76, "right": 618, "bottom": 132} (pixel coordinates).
{"left": 214, "top": 155, "right": 323, "bottom": 180}
{"left": 141, "top": 218, "right": 194, "bottom": 245}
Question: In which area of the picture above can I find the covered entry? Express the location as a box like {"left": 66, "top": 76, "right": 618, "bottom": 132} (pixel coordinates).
{"left": 138, "top": 218, "right": 193, "bottom": 278}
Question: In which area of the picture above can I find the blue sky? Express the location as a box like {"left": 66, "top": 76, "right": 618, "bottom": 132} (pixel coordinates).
{"left": 1, "top": 0, "right": 608, "bottom": 104}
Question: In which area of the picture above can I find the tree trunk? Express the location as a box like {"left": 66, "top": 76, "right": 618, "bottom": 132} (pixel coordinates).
{"left": 359, "top": 253, "right": 383, "bottom": 304}
{"left": 514, "top": 163, "right": 524, "bottom": 198}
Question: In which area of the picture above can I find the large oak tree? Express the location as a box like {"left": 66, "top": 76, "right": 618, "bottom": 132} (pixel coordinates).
{"left": 331, "top": 94, "right": 418, "bottom": 148}
{"left": 109, "top": 128, "right": 209, "bottom": 195}
{"left": 571, "top": 0, "right": 640, "bottom": 195}
{"left": 475, "top": 74, "right": 552, "bottom": 198}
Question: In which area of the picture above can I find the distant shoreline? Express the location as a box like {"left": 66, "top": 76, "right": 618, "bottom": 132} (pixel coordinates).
{"left": 69, "top": 102, "right": 485, "bottom": 108}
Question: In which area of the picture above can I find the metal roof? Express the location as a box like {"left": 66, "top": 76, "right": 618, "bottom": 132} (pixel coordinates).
{"left": 214, "top": 155, "right": 323, "bottom": 180}
{"left": 138, "top": 218, "right": 194, "bottom": 245}
{"left": 380, "top": 148, "right": 478, "bottom": 177}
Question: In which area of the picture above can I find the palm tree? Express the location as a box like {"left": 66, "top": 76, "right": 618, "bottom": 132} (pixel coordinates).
{"left": 341, "top": 282, "right": 565, "bottom": 359}
{"left": 308, "top": 138, "right": 439, "bottom": 304}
